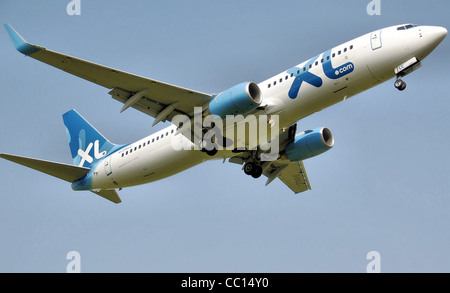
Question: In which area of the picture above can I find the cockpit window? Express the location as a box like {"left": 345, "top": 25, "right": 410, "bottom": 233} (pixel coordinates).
{"left": 397, "top": 24, "right": 418, "bottom": 30}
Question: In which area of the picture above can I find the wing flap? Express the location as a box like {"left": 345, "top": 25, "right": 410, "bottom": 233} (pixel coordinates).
{"left": 0, "top": 153, "right": 90, "bottom": 182}
{"left": 277, "top": 161, "right": 311, "bottom": 193}
{"left": 262, "top": 160, "right": 311, "bottom": 194}
{"left": 109, "top": 87, "right": 190, "bottom": 122}
{"left": 229, "top": 154, "right": 312, "bottom": 194}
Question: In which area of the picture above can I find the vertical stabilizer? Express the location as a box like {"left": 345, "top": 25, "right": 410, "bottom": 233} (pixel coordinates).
{"left": 63, "top": 110, "right": 119, "bottom": 167}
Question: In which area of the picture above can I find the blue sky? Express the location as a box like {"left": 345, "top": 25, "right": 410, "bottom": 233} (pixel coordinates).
{"left": 0, "top": 0, "right": 449, "bottom": 272}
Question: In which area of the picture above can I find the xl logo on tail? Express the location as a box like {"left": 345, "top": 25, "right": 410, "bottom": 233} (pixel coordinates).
{"left": 77, "top": 140, "right": 107, "bottom": 167}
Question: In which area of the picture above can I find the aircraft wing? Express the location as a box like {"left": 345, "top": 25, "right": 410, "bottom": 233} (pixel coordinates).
{"left": 264, "top": 160, "right": 311, "bottom": 193}
{"left": 4, "top": 24, "right": 212, "bottom": 125}
{"left": 229, "top": 154, "right": 311, "bottom": 194}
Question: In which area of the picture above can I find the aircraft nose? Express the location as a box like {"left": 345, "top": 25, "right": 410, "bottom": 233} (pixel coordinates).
{"left": 434, "top": 26, "right": 447, "bottom": 41}
{"left": 416, "top": 26, "right": 447, "bottom": 59}
{"left": 427, "top": 26, "right": 447, "bottom": 46}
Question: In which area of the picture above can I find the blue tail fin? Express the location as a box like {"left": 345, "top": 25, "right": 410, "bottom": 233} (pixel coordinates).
{"left": 63, "top": 110, "right": 120, "bottom": 168}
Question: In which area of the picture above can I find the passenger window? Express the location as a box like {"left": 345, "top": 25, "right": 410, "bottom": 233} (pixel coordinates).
{"left": 309, "top": 64, "right": 312, "bottom": 69}
{"left": 332, "top": 53, "right": 335, "bottom": 58}
{"left": 285, "top": 76, "right": 288, "bottom": 80}
{"left": 297, "top": 70, "right": 300, "bottom": 74}
{"left": 166, "top": 132, "right": 169, "bottom": 136}
{"left": 315, "top": 61, "right": 318, "bottom": 66}
{"left": 350, "top": 45, "right": 353, "bottom": 50}
{"left": 152, "top": 138, "right": 155, "bottom": 143}
{"left": 273, "top": 81, "right": 276, "bottom": 86}
{"left": 126, "top": 151, "right": 128, "bottom": 155}
{"left": 303, "top": 67, "right": 306, "bottom": 71}
{"left": 344, "top": 48, "right": 347, "bottom": 52}
{"left": 290, "top": 73, "right": 294, "bottom": 77}
{"left": 138, "top": 145, "right": 141, "bottom": 149}
{"left": 157, "top": 136, "right": 159, "bottom": 140}
{"left": 338, "top": 50, "right": 341, "bottom": 55}
{"left": 122, "top": 153, "right": 124, "bottom": 157}
{"left": 171, "top": 129, "right": 174, "bottom": 133}
{"left": 279, "top": 78, "right": 282, "bottom": 83}
{"left": 268, "top": 84, "right": 271, "bottom": 88}
{"left": 134, "top": 147, "right": 137, "bottom": 151}
{"left": 327, "top": 56, "right": 330, "bottom": 60}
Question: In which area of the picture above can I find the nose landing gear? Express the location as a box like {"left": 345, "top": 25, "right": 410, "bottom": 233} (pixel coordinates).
{"left": 393, "top": 57, "right": 422, "bottom": 92}
{"left": 394, "top": 77, "right": 407, "bottom": 91}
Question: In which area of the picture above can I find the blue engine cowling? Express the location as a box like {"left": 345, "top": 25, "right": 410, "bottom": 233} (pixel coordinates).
{"left": 285, "top": 127, "right": 334, "bottom": 162}
{"left": 209, "top": 82, "right": 262, "bottom": 118}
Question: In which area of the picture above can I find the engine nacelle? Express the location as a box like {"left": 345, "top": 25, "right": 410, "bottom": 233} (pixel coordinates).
{"left": 209, "top": 82, "right": 262, "bottom": 118}
{"left": 285, "top": 127, "right": 334, "bottom": 162}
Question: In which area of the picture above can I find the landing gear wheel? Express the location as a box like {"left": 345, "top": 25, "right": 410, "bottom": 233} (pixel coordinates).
{"left": 244, "top": 162, "right": 255, "bottom": 176}
{"left": 244, "top": 162, "right": 263, "bottom": 178}
{"left": 394, "top": 78, "right": 407, "bottom": 91}
{"left": 251, "top": 165, "right": 263, "bottom": 179}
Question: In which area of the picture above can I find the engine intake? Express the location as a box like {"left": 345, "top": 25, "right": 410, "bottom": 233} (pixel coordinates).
{"left": 209, "top": 82, "right": 262, "bottom": 118}
{"left": 285, "top": 127, "right": 334, "bottom": 162}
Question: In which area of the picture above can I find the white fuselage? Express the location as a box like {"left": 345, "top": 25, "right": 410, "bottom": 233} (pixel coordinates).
{"left": 89, "top": 24, "right": 447, "bottom": 190}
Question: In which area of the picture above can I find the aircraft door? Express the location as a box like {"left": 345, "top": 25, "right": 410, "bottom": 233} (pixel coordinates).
{"left": 370, "top": 30, "right": 382, "bottom": 50}
{"left": 104, "top": 156, "right": 112, "bottom": 176}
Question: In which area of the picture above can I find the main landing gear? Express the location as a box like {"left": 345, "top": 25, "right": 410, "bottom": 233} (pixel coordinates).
{"left": 243, "top": 161, "right": 263, "bottom": 179}
{"left": 394, "top": 77, "right": 407, "bottom": 91}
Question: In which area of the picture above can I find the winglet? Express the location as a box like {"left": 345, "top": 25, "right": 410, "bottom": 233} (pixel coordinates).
{"left": 4, "top": 24, "right": 41, "bottom": 55}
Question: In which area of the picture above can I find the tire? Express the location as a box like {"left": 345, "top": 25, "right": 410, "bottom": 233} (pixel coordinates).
{"left": 244, "top": 162, "right": 255, "bottom": 175}
{"left": 251, "top": 165, "right": 263, "bottom": 179}
{"left": 395, "top": 79, "right": 406, "bottom": 91}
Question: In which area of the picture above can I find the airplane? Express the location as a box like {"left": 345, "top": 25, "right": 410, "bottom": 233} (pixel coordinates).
{"left": 1, "top": 23, "right": 447, "bottom": 203}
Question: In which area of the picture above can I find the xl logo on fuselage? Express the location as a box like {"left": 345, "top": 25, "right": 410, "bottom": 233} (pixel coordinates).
{"left": 77, "top": 140, "right": 107, "bottom": 167}
{"left": 288, "top": 49, "right": 354, "bottom": 99}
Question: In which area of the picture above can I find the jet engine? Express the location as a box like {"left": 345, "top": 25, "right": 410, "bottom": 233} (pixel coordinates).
{"left": 209, "top": 82, "right": 262, "bottom": 118}
{"left": 285, "top": 127, "right": 334, "bottom": 162}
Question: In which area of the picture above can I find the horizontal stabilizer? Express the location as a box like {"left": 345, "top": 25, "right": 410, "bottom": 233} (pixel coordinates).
{"left": 0, "top": 153, "right": 90, "bottom": 182}
{"left": 90, "top": 189, "right": 121, "bottom": 204}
